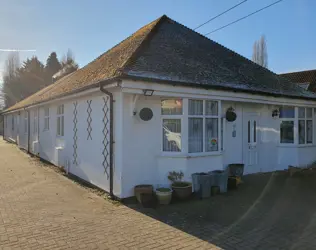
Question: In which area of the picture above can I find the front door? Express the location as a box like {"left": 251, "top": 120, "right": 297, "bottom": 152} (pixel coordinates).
{"left": 243, "top": 113, "right": 260, "bottom": 174}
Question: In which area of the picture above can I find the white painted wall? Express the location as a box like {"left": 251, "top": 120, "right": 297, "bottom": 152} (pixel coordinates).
{"left": 119, "top": 90, "right": 316, "bottom": 198}
{"left": 2, "top": 88, "right": 122, "bottom": 198}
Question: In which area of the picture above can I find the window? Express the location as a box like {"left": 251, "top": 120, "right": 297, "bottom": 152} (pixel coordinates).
{"left": 33, "top": 110, "right": 38, "bottom": 134}
{"left": 188, "top": 100, "right": 219, "bottom": 153}
{"left": 12, "top": 115, "right": 14, "bottom": 131}
{"left": 298, "top": 107, "right": 313, "bottom": 144}
{"left": 57, "top": 105, "right": 64, "bottom": 136}
{"left": 44, "top": 107, "right": 50, "bottom": 130}
{"left": 162, "top": 99, "right": 182, "bottom": 152}
{"left": 279, "top": 106, "right": 294, "bottom": 144}
{"left": 24, "top": 112, "right": 28, "bottom": 134}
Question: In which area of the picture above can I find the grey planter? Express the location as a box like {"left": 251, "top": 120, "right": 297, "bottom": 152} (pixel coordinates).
{"left": 209, "top": 170, "right": 228, "bottom": 193}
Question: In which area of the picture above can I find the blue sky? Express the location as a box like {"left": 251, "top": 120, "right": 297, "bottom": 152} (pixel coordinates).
{"left": 0, "top": 0, "right": 315, "bottom": 83}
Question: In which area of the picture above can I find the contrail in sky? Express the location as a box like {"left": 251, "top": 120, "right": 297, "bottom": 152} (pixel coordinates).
{"left": 0, "top": 49, "right": 36, "bottom": 52}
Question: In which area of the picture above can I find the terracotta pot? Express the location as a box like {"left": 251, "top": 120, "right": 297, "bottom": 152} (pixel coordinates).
{"left": 156, "top": 188, "right": 172, "bottom": 205}
{"left": 171, "top": 182, "right": 192, "bottom": 199}
{"left": 134, "top": 185, "right": 153, "bottom": 203}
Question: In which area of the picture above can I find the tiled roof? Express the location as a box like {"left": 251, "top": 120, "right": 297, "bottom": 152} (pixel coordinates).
{"left": 280, "top": 69, "right": 316, "bottom": 92}
{"left": 4, "top": 15, "right": 316, "bottom": 113}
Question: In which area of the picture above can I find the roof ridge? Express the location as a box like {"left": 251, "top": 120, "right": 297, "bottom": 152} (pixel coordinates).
{"left": 280, "top": 69, "right": 316, "bottom": 75}
{"left": 118, "top": 15, "right": 167, "bottom": 75}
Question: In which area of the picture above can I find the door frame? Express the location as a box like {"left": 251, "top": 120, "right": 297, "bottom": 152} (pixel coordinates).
{"left": 243, "top": 112, "right": 260, "bottom": 174}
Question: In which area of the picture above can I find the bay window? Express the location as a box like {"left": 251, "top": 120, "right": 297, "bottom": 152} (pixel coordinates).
{"left": 162, "top": 99, "right": 220, "bottom": 154}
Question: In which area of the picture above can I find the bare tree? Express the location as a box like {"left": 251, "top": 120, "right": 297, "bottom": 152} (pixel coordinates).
{"left": 2, "top": 52, "right": 20, "bottom": 108}
{"left": 252, "top": 35, "right": 268, "bottom": 68}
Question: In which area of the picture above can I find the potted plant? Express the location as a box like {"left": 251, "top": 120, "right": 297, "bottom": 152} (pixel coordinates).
{"left": 155, "top": 187, "right": 172, "bottom": 205}
{"left": 134, "top": 185, "right": 153, "bottom": 204}
{"left": 168, "top": 171, "right": 192, "bottom": 199}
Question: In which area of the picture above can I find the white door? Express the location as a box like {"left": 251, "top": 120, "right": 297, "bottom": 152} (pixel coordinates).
{"left": 243, "top": 114, "right": 260, "bottom": 174}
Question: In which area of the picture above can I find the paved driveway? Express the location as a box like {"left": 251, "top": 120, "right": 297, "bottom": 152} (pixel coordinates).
{"left": 1, "top": 138, "right": 316, "bottom": 249}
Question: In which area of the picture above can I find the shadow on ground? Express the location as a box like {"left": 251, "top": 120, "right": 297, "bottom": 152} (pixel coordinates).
{"left": 126, "top": 171, "right": 316, "bottom": 250}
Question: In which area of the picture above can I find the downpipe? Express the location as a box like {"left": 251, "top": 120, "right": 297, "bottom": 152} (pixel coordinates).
{"left": 27, "top": 109, "right": 31, "bottom": 154}
{"left": 100, "top": 81, "right": 115, "bottom": 199}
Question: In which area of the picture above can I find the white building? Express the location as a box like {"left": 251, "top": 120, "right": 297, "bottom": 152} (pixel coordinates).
{"left": 2, "top": 15, "right": 316, "bottom": 199}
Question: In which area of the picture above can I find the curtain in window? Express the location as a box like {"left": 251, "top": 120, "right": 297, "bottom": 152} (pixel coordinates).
{"left": 299, "top": 120, "right": 305, "bottom": 144}
{"left": 205, "top": 118, "right": 218, "bottom": 151}
{"left": 163, "top": 119, "right": 181, "bottom": 152}
{"left": 307, "top": 120, "right": 313, "bottom": 144}
{"left": 188, "top": 118, "right": 203, "bottom": 153}
{"left": 189, "top": 100, "right": 203, "bottom": 115}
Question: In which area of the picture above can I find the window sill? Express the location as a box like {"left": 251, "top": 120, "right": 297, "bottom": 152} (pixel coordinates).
{"left": 160, "top": 152, "right": 222, "bottom": 159}
{"left": 278, "top": 144, "right": 316, "bottom": 148}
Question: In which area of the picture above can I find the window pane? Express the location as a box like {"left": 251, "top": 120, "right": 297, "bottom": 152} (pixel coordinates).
{"left": 188, "top": 118, "right": 203, "bottom": 153}
{"left": 248, "top": 121, "right": 250, "bottom": 143}
{"left": 163, "top": 119, "right": 181, "bottom": 152}
{"left": 61, "top": 116, "right": 64, "bottom": 136}
{"left": 57, "top": 117, "right": 60, "bottom": 135}
{"left": 189, "top": 100, "right": 203, "bottom": 115}
{"left": 221, "top": 118, "right": 224, "bottom": 151}
{"left": 254, "top": 121, "right": 256, "bottom": 143}
{"left": 161, "top": 100, "right": 182, "bottom": 115}
{"left": 205, "top": 118, "right": 218, "bottom": 151}
{"left": 307, "top": 120, "right": 313, "bottom": 144}
{"left": 299, "top": 120, "right": 305, "bottom": 144}
{"left": 280, "top": 121, "right": 294, "bottom": 143}
{"left": 279, "top": 106, "right": 294, "bottom": 118}
{"left": 306, "top": 108, "right": 313, "bottom": 118}
{"left": 205, "top": 101, "right": 218, "bottom": 116}
{"left": 298, "top": 107, "right": 305, "bottom": 118}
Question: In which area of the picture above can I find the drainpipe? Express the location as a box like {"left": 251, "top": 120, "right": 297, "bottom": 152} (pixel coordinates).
{"left": 99, "top": 81, "right": 114, "bottom": 199}
{"left": 27, "top": 109, "right": 31, "bottom": 154}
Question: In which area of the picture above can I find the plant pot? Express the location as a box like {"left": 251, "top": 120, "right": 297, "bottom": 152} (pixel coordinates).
{"left": 134, "top": 185, "right": 153, "bottom": 204}
{"left": 155, "top": 188, "right": 172, "bottom": 205}
{"left": 171, "top": 182, "right": 192, "bottom": 199}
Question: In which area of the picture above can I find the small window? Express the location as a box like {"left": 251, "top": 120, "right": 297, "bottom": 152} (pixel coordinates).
{"left": 44, "top": 107, "right": 50, "bottom": 130}
{"left": 161, "top": 99, "right": 182, "bottom": 115}
{"left": 33, "top": 110, "right": 38, "bottom": 134}
{"left": 12, "top": 115, "right": 14, "bottom": 131}
{"left": 24, "top": 112, "right": 28, "bottom": 134}
{"left": 57, "top": 105, "right": 64, "bottom": 136}
{"left": 279, "top": 106, "right": 295, "bottom": 118}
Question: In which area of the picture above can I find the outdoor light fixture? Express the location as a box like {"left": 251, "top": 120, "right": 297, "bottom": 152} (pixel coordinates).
{"left": 143, "top": 89, "right": 154, "bottom": 96}
{"left": 272, "top": 109, "right": 280, "bottom": 118}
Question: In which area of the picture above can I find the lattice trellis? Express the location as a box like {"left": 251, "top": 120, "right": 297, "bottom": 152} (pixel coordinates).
{"left": 73, "top": 101, "right": 78, "bottom": 165}
{"left": 102, "top": 96, "right": 110, "bottom": 179}
{"left": 87, "top": 100, "right": 92, "bottom": 140}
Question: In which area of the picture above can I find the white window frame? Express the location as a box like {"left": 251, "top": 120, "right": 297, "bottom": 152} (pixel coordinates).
{"left": 298, "top": 107, "right": 313, "bottom": 145}
{"left": 161, "top": 99, "right": 183, "bottom": 155}
{"left": 161, "top": 98, "right": 222, "bottom": 156}
{"left": 279, "top": 106, "right": 314, "bottom": 146}
{"left": 57, "top": 105, "right": 64, "bottom": 137}
{"left": 12, "top": 115, "right": 14, "bottom": 131}
{"left": 44, "top": 107, "right": 50, "bottom": 131}
{"left": 188, "top": 99, "right": 221, "bottom": 155}
{"left": 24, "top": 112, "right": 28, "bottom": 134}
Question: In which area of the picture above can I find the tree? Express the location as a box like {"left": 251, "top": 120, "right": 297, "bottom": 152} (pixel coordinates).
{"left": 45, "top": 52, "right": 61, "bottom": 82}
{"left": 2, "top": 52, "right": 20, "bottom": 108}
{"left": 252, "top": 35, "right": 268, "bottom": 68}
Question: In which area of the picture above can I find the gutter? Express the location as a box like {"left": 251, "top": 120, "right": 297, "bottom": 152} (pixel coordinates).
{"left": 99, "top": 80, "right": 115, "bottom": 200}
